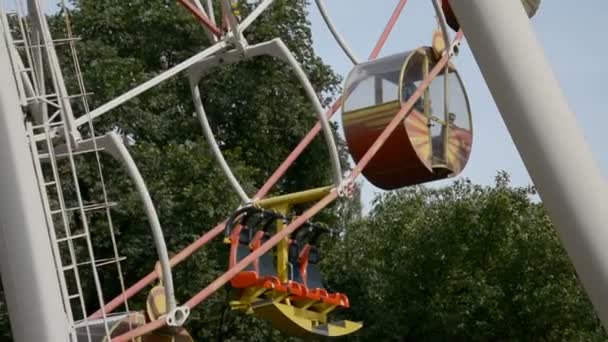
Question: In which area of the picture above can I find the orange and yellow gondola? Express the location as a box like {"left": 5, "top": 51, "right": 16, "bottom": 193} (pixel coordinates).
{"left": 225, "top": 187, "right": 362, "bottom": 338}
{"left": 342, "top": 46, "right": 473, "bottom": 190}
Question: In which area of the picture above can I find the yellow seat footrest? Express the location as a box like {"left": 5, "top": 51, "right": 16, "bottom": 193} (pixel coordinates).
{"left": 252, "top": 301, "right": 363, "bottom": 337}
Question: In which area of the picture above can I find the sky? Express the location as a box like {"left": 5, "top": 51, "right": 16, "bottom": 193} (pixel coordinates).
{"left": 306, "top": 1, "right": 608, "bottom": 213}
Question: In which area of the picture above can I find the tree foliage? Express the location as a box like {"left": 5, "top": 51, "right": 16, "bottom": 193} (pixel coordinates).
{"left": 324, "top": 173, "right": 606, "bottom": 341}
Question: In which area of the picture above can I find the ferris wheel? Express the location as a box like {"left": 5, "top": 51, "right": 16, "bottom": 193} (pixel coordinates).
{"left": 5, "top": 0, "right": 608, "bottom": 341}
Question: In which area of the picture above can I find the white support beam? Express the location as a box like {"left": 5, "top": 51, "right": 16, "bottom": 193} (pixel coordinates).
{"left": 71, "top": 41, "right": 227, "bottom": 131}
{"left": 449, "top": 0, "right": 608, "bottom": 327}
{"left": 0, "top": 27, "right": 72, "bottom": 342}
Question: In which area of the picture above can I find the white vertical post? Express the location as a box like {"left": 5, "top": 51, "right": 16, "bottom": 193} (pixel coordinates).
{"left": 449, "top": 0, "right": 608, "bottom": 326}
{"left": 0, "top": 29, "right": 71, "bottom": 342}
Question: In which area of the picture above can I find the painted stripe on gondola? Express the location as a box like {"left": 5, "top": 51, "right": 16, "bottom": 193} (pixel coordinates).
{"left": 448, "top": 143, "right": 471, "bottom": 155}
{"left": 452, "top": 152, "right": 469, "bottom": 163}
{"left": 408, "top": 121, "right": 427, "bottom": 130}
{"left": 363, "top": 109, "right": 428, "bottom": 129}
{"left": 355, "top": 107, "right": 404, "bottom": 126}
{"left": 406, "top": 113, "right": 430, "bottom": 131}
{"left": 410, "top": 134, "right": 428, "bottom": 142}
{"left": 407, "top": 115, "right": 427, "bottom": 125}
{"left": 412, "top": 132, "right": 430, "bottom": 140}
{"left": 448, "top": 148, "right": 467, "bottom": 161}
{"left": 343, "top": 100, "right": 400, "bottom": 118}
{"left": 410, "top": 134, "right": 428, "bottom": 141}
{"left": 343, "top": 101, "right": 401, "bottom": 125}
{"left": 449, "top": 147, "right": 468, "bottom": 157}
{"left": 447, "top": 147, "right": 468, "bottom": 170}
{"left": 365, "top": 117, "right": 398, "bottom": 128}
{"left": 408, "top": 110, "right": 427, "bottom": 120}
{"left": 407, "top": 120, "right": 428, "bottom": 131}
{"left": 346, "top": 104, "right": 427, "bottom": 129}
{"left": 407, "top": 126, "right": 428, "bottom": 135}
{"left": 352, "top": 114, "right": 395, "bottom": 128}
{"left": 413, "top": 142, "right": 429, "bottom": 149}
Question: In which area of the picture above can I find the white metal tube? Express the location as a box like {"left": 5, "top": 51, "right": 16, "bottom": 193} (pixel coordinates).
{"left": 188, "top": 39, "right": 343, "bottom": 193}
{"left": 72, "top": 41, "right": 227, "bottom": 130}
{"left": 0, "top": 31, "right": 71, "bottom": 342}
{"left": 44, "top": 132, "right": 184, "bottom": 320}
{"left": 239, "top": 0, "right": 276, "bottom": 32}
{"left": 190, "top": 82, "right": 251, "bottom": 203}
{"left": 189, "top": 40, "right": 278, "bottom": 82}
{"left": 192, "top": 0, "right": 216, "bottom": 43}
{"left": 193, "top": 0, "right": 207, "bottom": 16}
{"left": 192, "top": 39, "right": 344, "bottom": 187}
{"left": 270, "top": 39, "right": 343, "bottom": 187}
{"left": 314, "top": 0, "right": 360, "bottom": 65}
{"left": 83, "top": 133, "right": 179, "bottom": 313}
{"left": 221, "top": 0, "right": 243, "bottom": 42}
{"left": 449, "top": 0, "right": 608, "bottom": 326}
{"left": 206, "top": 0, "right": 216, "bottom": 25}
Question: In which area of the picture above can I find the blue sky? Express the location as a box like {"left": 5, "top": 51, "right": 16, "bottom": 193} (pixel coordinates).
{"left": 306, "top": 1, "right": 608, "bottom": 212}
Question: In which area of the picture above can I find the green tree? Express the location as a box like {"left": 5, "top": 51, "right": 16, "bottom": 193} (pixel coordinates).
{"left": 325, "top": 172, "right": 606, "bottom": 341}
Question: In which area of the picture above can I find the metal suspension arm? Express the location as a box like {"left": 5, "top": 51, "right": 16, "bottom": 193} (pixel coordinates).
{"left": 267, "top": 39, "right": 344, "bottom": 187}
{"left": 190, "top": 82, "right": 251, "bottom": 203}
{"left": 314, "top": 0, "right": 360, "bottom": 65}
{"left": 62, "top": 133, "right": 180, "bottom": 321}
{"left": 177, "top": 0, "right": 278, "bottom": 42}
{"left": 189, "top": 38, "right": 343, "bottom": 193}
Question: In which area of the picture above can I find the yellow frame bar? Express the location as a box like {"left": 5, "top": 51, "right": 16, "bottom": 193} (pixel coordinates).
{"left": 274, "top": 203, "right": 290, "bottom": 282}
{"left": 255, "top": 186, "right": 332, "bottom": 209}
{"left": 253, "top": 186, "right": 332, "bottom": 282}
